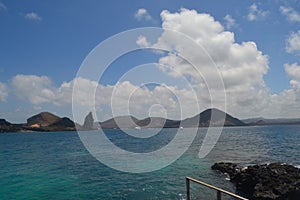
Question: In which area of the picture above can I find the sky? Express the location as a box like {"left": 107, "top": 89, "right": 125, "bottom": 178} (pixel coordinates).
{"left": 0, "top": 0, "right": 300, "bottom": 123}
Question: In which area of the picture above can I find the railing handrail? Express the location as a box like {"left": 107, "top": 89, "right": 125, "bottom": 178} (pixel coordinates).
{"left": 186, "top": 176, "right": 248, "bottom": 200}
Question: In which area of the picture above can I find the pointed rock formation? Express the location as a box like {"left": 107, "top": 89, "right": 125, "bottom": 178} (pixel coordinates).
{"left": 83, "top": 112, "right": 94, "bottom": 130}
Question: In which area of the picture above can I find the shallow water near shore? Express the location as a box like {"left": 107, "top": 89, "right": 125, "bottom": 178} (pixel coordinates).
{"left": 0, "top": 125, "right": 299, "bottom": 199}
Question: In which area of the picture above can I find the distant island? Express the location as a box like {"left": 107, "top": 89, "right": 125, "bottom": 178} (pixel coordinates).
{"left": 99, "top": 108, "right": 246, "bottom": 129}
{"left": 1, "top": 108, "right": 300, "bottom": 133}
{"left": 0, "top": 112, "right": 77, "bottom": 133}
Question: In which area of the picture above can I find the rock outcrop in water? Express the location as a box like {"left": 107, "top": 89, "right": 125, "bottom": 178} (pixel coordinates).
{"left": 82, "top": 112, "right": 95, "bottom": 130}
{"left": 212, "top": 162, "right": 300, "bottom": 200}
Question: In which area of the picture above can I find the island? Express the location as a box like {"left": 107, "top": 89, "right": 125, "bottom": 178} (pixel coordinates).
{"left": 1, "top": 108, "right": 300, "bottom": 132}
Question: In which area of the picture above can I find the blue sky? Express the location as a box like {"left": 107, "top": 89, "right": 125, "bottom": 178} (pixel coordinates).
{"left": 1, "top": 0, "right": 300, "bottom": 123}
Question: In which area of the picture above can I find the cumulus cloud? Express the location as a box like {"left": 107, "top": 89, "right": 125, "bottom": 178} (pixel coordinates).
{"left": 24, "top": 12, "right": 42, "bottom": 21}
{"left": 8, "top": 9, "right": 300, "bottom": 120}
{"left": 7, "top": 9, "right": 284, "bottom": 119}
{"left": 11, "top": 75, "right": 98, "bottom": 106}
{"left": 285, "top": 63, "right": 300, "bottom": 88}
{"left": 0, "top": 82, "right": 8, "bottom": 102}
{"left": 107, "top": 81, "right": 199, "bottom": 120}
{"left": 10, "top": 74, "right": 199, "bottom": 121}
{"left": 264, "top": 63, "right": 300, "bottom": 118}
{"left": 134, "top": 8, "right": 152, "bottom": 21}
{"left": 11, "top": 75, "right": 55, "bottom": 104}
{"left": 147, "top": 9, "right": 270, "bottom": 117}
{"left": 286, "top": 30, "right": 300, "bottom": 53}
{"left": 247, "top": 3, "right": 269, "bottom": 21}
{"left": 136, "top": 35, "right": 150, "bottom": 47}
{"left": 61, "top": 77, "right": 101, "bottom": 107}
{"left": 280, "top": 6, "right": 300, "bottom": 22}
{"left": 151, "top": 9, "right": 300, "bottom": 118}
{"left": 224, "top": 14, "right": 236, "bottom": 29}
{"left": 0, "top": 2, "right": 7, "bottom": 11}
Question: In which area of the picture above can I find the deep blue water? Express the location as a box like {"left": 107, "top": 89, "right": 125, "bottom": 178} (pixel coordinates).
{"left": 0, "top": 125, "right": 299, "bottom": 199}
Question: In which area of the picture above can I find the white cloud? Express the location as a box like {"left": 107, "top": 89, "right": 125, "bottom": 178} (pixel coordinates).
{"left": 280, "top": 6, "right": 300, "bottom": 22}
{"left": 149, "top": 8, "right": 270, "bottom": 117}
{"left": 11, "top": 75, "right": 55, "bottom": 104}
{"left": 10, "top": 75, "right": 199, "bottom": 121}
{"left": 136, "top": 35, "right": 150, "bottom": 47}
{"left": 0, "top": 82, "right": 8, "bottom": 102}
{"left": 286, "top": 30, "right": 300, "bottom": 53}
{"left": 60, "top": 77, "right": 99, "bottom": 107}
{"left": 264, "top": 63, "right": 300, "bottom": 118}
{"left": 247, "top": 3, "right": 269, "bottom": 21}
{"left": 108, "top": 81, "right": 199, "bottom": 120}
{"left": 137, "top": 8, "right": 300, "bottom": 118}
{"left": 285, "top": 63, "right": 300, "bottom": 88}
{"left": 150, "top": 8, "right": 300, "bottom": 118}
{"left": 0, "top": 2, "right": 7, "bottom": 11}
{"left": 68, "top": 78, "right": 199, "bottom": 120}
{"left": 224, "top": 14, "right": 236, "bottom": 29}
{"left": 134, "top": 8, "right": 152, "bottom": 21}
{"left": 24, "top": 12, "right": 42, "bottom": 21}
{"left": 11, "top": 75, "right": 98, "bottom": 106}
{"left": 7, "top": 9, "right": 300, "bottom": 120}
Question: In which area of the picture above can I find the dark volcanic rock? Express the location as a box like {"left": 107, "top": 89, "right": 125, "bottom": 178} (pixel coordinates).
{"left": 47, "top": 117, "right": 76, "bottom": 131}
{"left": 0, "top": 119, "right": 19, "bottom": 132}
{"left": 212, "top": 162, "right": 300, "bottom": 200}
{"left": 26, "top": 112, "right": 77, "bottom": 132}
{"left": 52, "top": 117, "right": 75, "bottom": 128}
{"left": 27, "top": 112, "right": 60, "bottom": 127}
{"left": 137, "top": 117, "right": 180, "bottom": 128}
{"left": 1, "top": 112, "right": 77, "bottom": 132}
{"left": 211, "top": 162, "right": 240, "bottom": 179}
{"left": 100, "top": 116, "right": 180, "bottom": 129}
{"left": 100, "top": 116, "right": 139, "bottom": 129}
{"left": 182, "top": 108, "right": 246, "bottom": 127}
{"left": 99, "top": 108, "right": 246, "bottom": 129}
{"left": 0, "top": 118, "right": 11, "bottom": 126}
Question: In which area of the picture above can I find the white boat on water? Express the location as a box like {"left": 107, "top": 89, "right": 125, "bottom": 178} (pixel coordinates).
{"left": 135, "top": 126, "right": 141, "bottom": 130}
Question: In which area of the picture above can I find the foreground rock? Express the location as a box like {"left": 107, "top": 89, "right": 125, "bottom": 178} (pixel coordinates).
{"left": 212, "top": 162, "right": 300, "bottom": 200}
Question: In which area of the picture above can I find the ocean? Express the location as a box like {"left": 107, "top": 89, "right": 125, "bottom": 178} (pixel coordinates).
{"left": 0, "top": 125, "right": 299, "bottom": 199}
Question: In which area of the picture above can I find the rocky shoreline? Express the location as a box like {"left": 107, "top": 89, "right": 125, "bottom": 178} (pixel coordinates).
{"left": 212, "top": 162, "right": 300, "bottom": 200}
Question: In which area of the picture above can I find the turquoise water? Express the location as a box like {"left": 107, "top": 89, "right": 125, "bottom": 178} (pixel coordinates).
{"left": 0, "top": 125, "right": 299, "bottom": 199}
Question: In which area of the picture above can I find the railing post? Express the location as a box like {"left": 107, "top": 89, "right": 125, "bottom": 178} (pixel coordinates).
{"left": 186, "top": 177, "right": 190, "bottom": 200}
{"left": 185, "top": 177, "right": 248, "bottom": 200}
{"left": 217, "top": 191, "right": 221, "bottom": 200}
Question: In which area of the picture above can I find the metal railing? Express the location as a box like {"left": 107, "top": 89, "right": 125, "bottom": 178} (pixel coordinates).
{"left": 186, "top": 177, "right": 248, "bottom": 200}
